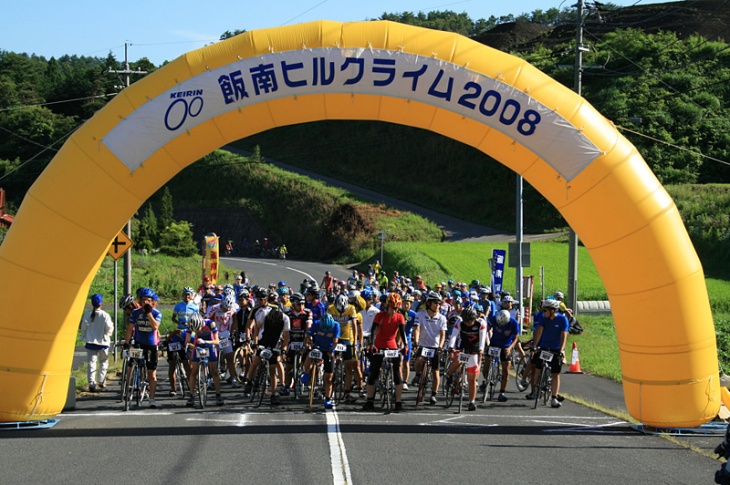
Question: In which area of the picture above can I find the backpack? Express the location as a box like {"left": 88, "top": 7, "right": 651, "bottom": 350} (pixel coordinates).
{"left": 265, "top": 304, "right": 285, "bottom": 329}
{"left": 569, "top": 317, "right": 583, "bottom": 335}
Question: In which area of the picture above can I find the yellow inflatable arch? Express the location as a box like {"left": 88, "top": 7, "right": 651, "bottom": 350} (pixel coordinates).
{"left": 0, "top": 20, "right": 719, "bottom": 426}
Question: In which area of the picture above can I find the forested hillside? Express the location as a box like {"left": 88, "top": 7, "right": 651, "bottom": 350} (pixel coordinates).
{"left": 1, "top": 1, "right": 729, "bottom": 266}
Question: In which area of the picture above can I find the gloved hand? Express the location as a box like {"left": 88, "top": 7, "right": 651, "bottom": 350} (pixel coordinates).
{"left": 122, "top": 343, "right": 130, "bottom": 350}
{"left": 144, "top": 304, "right": 153, "bottom": 314}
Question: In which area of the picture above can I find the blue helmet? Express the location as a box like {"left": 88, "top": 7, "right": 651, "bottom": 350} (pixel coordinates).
{"left": 138, "top": 287, "right": 155, "bottom": 299}
{"left": 319, "top": 312, "right": 337, "bottom": 333}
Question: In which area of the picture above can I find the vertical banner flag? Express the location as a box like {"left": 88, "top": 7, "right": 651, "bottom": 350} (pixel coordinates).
{"left": 492, "top": 249, "right": 506, "bottom": 295}
{"left": 203, "top": 233, "right": 220, "bottom": 284}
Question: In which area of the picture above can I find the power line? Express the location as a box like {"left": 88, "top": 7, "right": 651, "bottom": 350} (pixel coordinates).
{"left": 617, "top": 124, "right": 730, "bottom": 167}
{"left": 0, "top": 93, "right": 117, "bottom": 112}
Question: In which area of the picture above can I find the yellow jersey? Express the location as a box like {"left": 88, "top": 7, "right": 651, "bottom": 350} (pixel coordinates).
{"left": 328, "top": 304, "right": 358, "bottom": 341}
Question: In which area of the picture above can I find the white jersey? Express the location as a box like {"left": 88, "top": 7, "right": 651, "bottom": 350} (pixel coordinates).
{"left": 360, "top": 306, "right": 379, "bottom": 336}
{"left": 413, "top": 310, "right": 447, "bottom": 348}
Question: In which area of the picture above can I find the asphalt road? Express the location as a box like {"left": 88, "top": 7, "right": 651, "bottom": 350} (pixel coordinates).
{"left": 7, "top": 257, "right": 723, "bottom": 485}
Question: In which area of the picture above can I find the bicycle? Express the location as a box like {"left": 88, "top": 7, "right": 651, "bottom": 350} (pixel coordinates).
{"left": 513, "top": 342, "right": 532, "bottom": 392}
{"left": 250, "top": 347, "right": 272, "bottom": 408}
{"left": 332, "top": 343, "right": 347, "bottom": 403}
{"left": 415, "top": 347, "right": 438, "bottom": 407}
{"left": 167, "top": 341, "right": 190, "bottom": 399}
{"left": 377, "top": 349, "right": 399, "bottom": 413}
{"left": 445, "top": 351, "right": 471, "bottom": 413}
{"left": 233, "top": 334, "right": 253, "bottom": 382}
{"left": 533, "top": 349, "right": 555, "bottom": 409}
{"left": 287, "top": 341, "right": 306, "bottom": 399}
{"left": 122, "top": 347, "right": 148, "bottom": 411}
{"left": 482, "top": 346, "right": 502, "bottom": 403}
{"left": 194, "top": 347, "right": 211, "bottom": 408}
{"left": 307, "top": 348, "right": 324, "bottom": 412}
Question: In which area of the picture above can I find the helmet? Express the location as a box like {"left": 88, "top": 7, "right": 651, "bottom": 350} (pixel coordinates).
{"left": 222, "top": 295, "right": 235, "bottom": 311}
{"left": 278, "top": 280, "right": 287, "bottom": 287}
{"left": 452, "top": 289, "right": 462, "bottom": 298}
{"left": 403, "top": 293, "right": 414, "bottom": 302}
{"left": 237, "top": 288, "right": 250, "bottom": 299}
{"left": 290, "top": 292, "right": 305, "bottom": 304}
{"left": 553, "top": 291, "right": 565, "bottom": 300}
{"left": 543, "top": 299, "right": 560, "bottom": 310}
{"left": 496, "top": 309, "right": 511, "bottom": 326}
{"left": 461, "top": 306, "right": 478, "bottom": 322}
{"left": 256, "top": 287, "right": 270, "bottom": 300}
{"left": 277, "top": 287, "right": 289, "bottom": 295}
{"left": 501, "top": 296, "right": 514, "bottom": 307}
{"left": 348, "top": 290, "right": 360, "bottom": 300}
{"left": 425, "top": 291, "right": 442, "bottom": 303}
{"left": 335, "top": 293, "right": 349, "bottom": 313}
{"left": 387, "top": 292, "right": 402, "bottom": 309}
{"left": 471, "top": 279, "right": 481, "bottom": 287}
{"left": 138, "top": 287, "right": 155, "bottom": 299}
{"left": 119, "top": 294, "right": 135, "bottom": 309}
{"left": 188, "top": 312, "right": 204, "bottom": 333}
{"left": 182, "top": 286, "right": 195, "bottom": 296}
{"left": 361, "top": 289, "right": 373, "bottom": 301}
{"left": 453, "top": 296, "right": 463, "bottom": 306}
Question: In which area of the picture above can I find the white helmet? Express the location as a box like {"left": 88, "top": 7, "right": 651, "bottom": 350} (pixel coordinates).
{"left": 495, "top": 309, "right": 511, "bottom": 326}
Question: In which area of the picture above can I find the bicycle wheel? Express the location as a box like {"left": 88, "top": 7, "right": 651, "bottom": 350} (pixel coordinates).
{"left": 481, "top": 361, "right": 491, "bottom": 403}
{"left": 234, "top": 348, "right": 249, "bottom": 381}
{"left": 123, "top": 360, "right": 136, "bottom": 411}
{"left": 120, "top": 357, "right": 129, "bottom": 401}
{"left": 415, "top": 361, "right": 430, "bottom": 406}
{"left": 444, "top": 373, "right": 456, "bottom": 408}
{"left": 543, "top": 373, "right": 552, "bottom": 406}
{"left": 333, "top": 358, "right": 345, "bottom": 402}
{"left": 308, "top": 365, "right": 318, "bottom": 411}
{"left": 174, "top": 359, "right": 188, "bottom": 398}
{"left": 294, "top": 356, "right": 305, "bottom": 399}
{"left": 488, "top": 360, "right": 500, "bottom": 402}
{"left": 195, "top": 364, "right": 205, "bottom": 408}
{"left": 534, "top": 365, "right": 549, "bottom": 409}
{"left": 458, "top": 368, "right": 465, "bottom": 414}
{"left": 514, "top": 358, "right": 528, "bottom": 392}
{"left": 256, "top": 366, "right": 268, "bottom": 408}
{"left": 134, "top": 364, "right": 143, "bottom": 408}
{"left": 383, "top": 364, "right": 394, "bottom": 412}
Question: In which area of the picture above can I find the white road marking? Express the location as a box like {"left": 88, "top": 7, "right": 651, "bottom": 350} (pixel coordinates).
{"left": 285, "top": 266, "right": 314, "bottom": 280}
{"left": 326, "top": 409, "right": 353, "bottom": 485}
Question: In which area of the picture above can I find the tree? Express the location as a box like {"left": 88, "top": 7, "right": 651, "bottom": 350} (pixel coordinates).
{"left": 159, "top": 221, "right": 198, "bottom": 257}
{"left": 138, "top": 205, "right": 158, "bottom": 251}
{"left": 158, "top": 186, "right": 174, "bottom": 233}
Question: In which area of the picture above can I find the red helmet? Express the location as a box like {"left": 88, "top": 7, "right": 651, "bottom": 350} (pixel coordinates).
{"left": 387, "top": 292, "right": 402, "bottom": 309}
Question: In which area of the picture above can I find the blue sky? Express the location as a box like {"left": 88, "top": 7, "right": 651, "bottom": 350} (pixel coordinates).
{"left": 2, "top": 0, "right": 672, "bottom": 65}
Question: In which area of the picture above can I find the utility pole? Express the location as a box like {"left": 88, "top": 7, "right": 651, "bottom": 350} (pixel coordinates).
{"left": 567, "top": 0, "right": 587, "bottom": 313}
{"left": 108, "top": 42, "right": 147, "bottom": 297}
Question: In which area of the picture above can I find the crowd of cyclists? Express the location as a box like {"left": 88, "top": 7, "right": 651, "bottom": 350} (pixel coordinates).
{"left": 118, "top": 265, "right": 572, "bottom": 412}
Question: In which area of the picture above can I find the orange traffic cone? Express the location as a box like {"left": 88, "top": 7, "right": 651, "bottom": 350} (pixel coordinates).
{"left": 568, "top": 341, "right": 583, "bottom": 374}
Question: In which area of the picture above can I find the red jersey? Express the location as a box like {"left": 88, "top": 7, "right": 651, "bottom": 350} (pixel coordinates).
{"left": 373, "top": 310, "right": 405, "bottom": 349}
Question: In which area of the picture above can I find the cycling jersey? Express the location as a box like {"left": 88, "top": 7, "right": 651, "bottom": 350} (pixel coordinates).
{"left": 307, "top": 299, "right": 327, "bottom": 325}
{"left": 207, "top": 303, "right": 237, "bottom": 333}
{"left": 308, "top": 318, "right": 341, "bottom": 350}
{"left": 288, "top": 308, "right": 313, "bottom": 342}
{"left": 173, "top": 300, "right": 199, "bottom": 324}
{"left": 413, "top": 310, "right": 448, "bottom": 348}
{"left": 258, "top": 307, "right": 291, "bottom": 348}
{"left": 328, "top": 304, "right": 357, "bottom": 341}
{"left": 372, "top": 310, "right": 405, "bottom": 349}
{"left": 360, "top": 306, "right": 379, "bottom": 337}
{"left": 190, "top": 321, "right": 219, "bottom": 363}
{"left": 487, "top": 316, "right": 520, "bottom": 348}
{"left": 129, "top": 307, "right": 161, "bottom": 346}
{"left": 449, "top": 317, "right": 487, "bottom": 354}
{"left": 534, "top": 312, "right": 570, "bottom": 350}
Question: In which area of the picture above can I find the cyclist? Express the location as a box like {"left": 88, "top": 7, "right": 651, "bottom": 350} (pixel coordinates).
{"left": 305, "top": 286, "right": 327, "bottom": 327}
{"left": 525, "top": 298, "right": 569, "bottom": 408}
{"left": 278, "top": 287, "right": 292, "bottom": 311}
{"left": 302, "top": 312, "right": 341, "bottom": 409}
{"left": 282, "top": 292, "right": 312, "bottom": 395}
{"left": 233, "top": 288, "right": 253, "bottom": 342}
{"left": 328, "top": 293, "right": 360, "bottom": 404}
{"left": 207, "top": 294, "right": 241, "bottom": 388}
{"left": 361, "top": 292, "right": 407, "bottom": 412}
{"left": 165, "top": 289, "right": 196, "bottom": 396}
{"left": 185, "top": 312, "right": 224, "bottom": 406}
{"left": 485, "top": 309, "right": 520, "bottom": 402}
{"left": 410, "top": 291, "right": 448, "bottom": 404}
{"left": 124, "top": 287, "right": 162, "bottom": 409}
{"left": 446, "top": 306, "right": 487, "bottom": 411}
{"left": 399, "top": 293, "right": 417, "bottom": 390}
{"left": 243, "top": 296, "right": 291, "bottom": 405}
